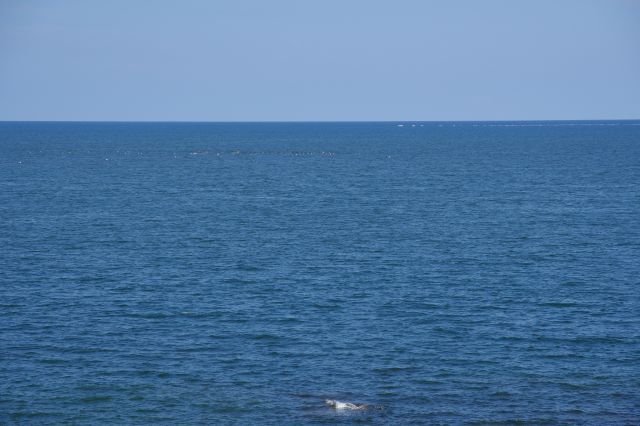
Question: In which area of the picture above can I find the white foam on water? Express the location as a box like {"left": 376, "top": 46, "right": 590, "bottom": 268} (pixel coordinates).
{"left": 325, "top": 399, "right": 366, "bottom": 410}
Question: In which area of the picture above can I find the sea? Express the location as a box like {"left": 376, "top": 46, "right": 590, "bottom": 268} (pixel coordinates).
{"left": 1, "top": 121, "right": 639, "bottom": 425}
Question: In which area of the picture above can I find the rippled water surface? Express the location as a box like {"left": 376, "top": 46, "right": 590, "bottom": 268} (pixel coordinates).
{"left": 1, "top": 121, "right": 639, "bottom": 424}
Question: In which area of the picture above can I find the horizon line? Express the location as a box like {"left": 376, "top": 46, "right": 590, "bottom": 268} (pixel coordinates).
{"left": 1, "top": 118, "right": 639, "bottom": 124}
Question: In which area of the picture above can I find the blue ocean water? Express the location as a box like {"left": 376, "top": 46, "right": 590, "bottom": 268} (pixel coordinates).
{"left": 1, "top": 121, "right": 639, "bottom": 425}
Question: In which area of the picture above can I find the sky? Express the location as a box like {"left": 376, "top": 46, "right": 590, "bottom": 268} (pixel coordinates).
{"left": 0, "top": 0, "right": 639, "bottom": 121}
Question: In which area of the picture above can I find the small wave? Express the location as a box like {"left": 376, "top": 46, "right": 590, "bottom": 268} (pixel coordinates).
{"left": 38, "top": 358, "right": 67, "bottom": 365}
{"left": 326, "top": 399, "right": 367, "bottom": 410}
{"left": 373, "top": 366, "right": 419, "bottom": 375}
{"left": 538, "top": 302, "right": 580, "bottom": 308}
{"left": 80, "top": 395, "right": 113, "bottom": 403}
{"left": 325, "top": 399, "right": 386, "bottom": 412}
{"left": 122, "top": 312, "right": 169, "bottom": 319}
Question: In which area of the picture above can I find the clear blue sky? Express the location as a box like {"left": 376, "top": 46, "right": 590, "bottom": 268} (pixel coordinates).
{"left": 1, "top": 0, "right": 638, "bottom": 121}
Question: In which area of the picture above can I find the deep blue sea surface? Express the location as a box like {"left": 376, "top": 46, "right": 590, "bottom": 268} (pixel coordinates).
{"left": 1, "top": 121, "right": 639, "bottom": 425}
